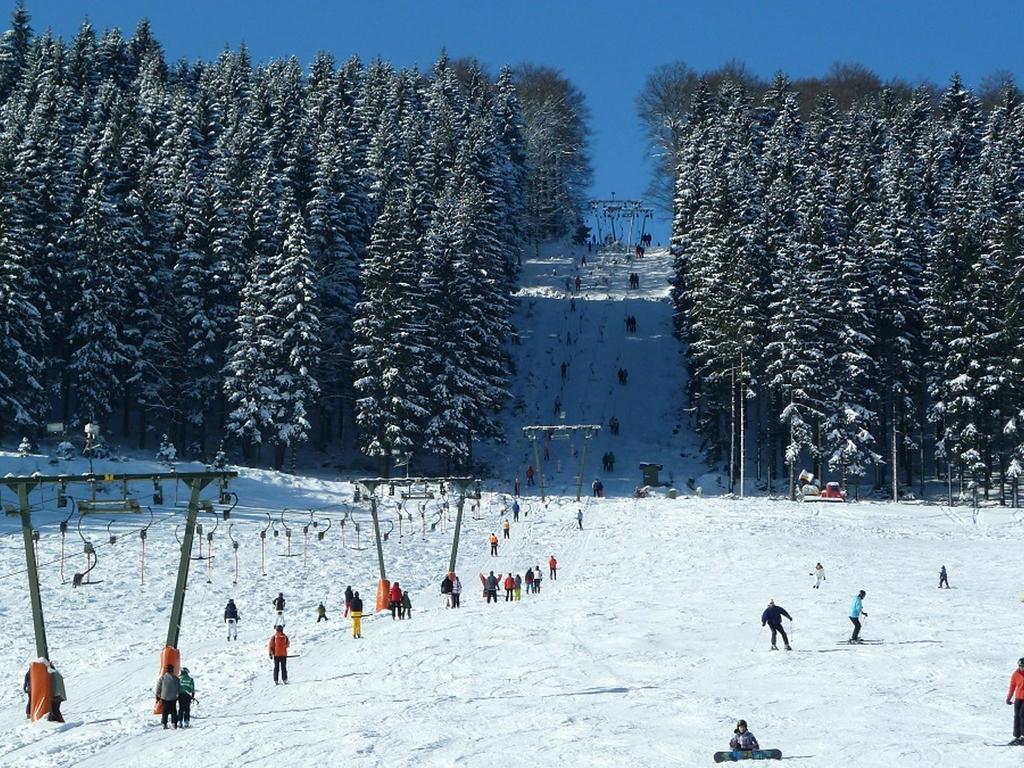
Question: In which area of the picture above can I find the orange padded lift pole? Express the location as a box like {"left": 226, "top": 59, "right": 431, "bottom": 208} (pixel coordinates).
{"left": 28, "top": 660, "right": 51, "bottom": 722}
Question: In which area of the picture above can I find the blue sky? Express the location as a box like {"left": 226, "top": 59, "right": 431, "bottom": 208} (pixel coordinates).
{"left": 23, "top": 1, "right": 1024, "bottom": 241}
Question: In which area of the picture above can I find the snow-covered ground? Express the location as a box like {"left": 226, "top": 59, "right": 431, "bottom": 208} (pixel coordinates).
{"left": 483, "top": 243, "right": 711, "bottom": 497}
{"left": 0, "top": 452, "right": 1021, "bottom": 767}
{"left": 2, "top": 246, "right": 1020, "bottom": 766}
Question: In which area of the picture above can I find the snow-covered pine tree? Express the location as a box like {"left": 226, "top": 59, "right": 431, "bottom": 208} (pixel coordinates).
{"left": 0, "top": 3, "right": 31, "bottom": 103}
{"left": 419, "top": 179, "right": 480, "bottom": 465}
{"left": 925, "top": 76, "right": 985, "bottom": 495}
{"left": 491, "top": 65, "right": 529, "bottom": 276}
{"left": 967, "top": 83, "right": 1022, "bottom": 499}
{"left": 156, "top": 433, "right": 177, "bottom": 464}
{"left": 225, "top": 186, "right": 322, "bottom": 469}
{"left": 863, "top": 91, "right": 929, "bottom": 496}
{"left": 758, "top": 91, "right": 805, "bottom": 492}
{"left": 66, "top": 83, "right": 141, "bottom": 426}
{"left": 823, "top": 108, "right": 881, "bottom": 490}
{"left": 352, "top": 181, "right": 430, "bottom": 470}
{"left": 265, "top": 205, "right": 322, "bottom": 469}
{"left": 306, "top": 117, "right": 363, "bottom": 448}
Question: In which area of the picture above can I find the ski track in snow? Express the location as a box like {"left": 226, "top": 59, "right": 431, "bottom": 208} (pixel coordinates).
{"left": 0, "top": 246, "right": 1021, "bottom": 766}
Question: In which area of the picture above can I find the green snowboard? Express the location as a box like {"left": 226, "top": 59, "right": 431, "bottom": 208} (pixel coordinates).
{"left": 713, "top": 749, "right": 782, "bottom": 762}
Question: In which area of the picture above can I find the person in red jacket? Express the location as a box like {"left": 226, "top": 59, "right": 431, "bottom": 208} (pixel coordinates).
{"left": 1007, "top": 657, "right": 1024, "bottom": 742}
{"left": 549, "top": 556, "right": 558, "bottom": 580}
{"left": 268, "top": 626, "right": 290, "bottom": 684}
{"left": 504, "top": 574, "right": 515, "bottom": 601}
{"left": 389, "top": 581, "right": 404, "bottom": 620}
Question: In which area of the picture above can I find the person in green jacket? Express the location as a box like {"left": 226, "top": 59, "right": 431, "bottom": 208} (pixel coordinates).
{"left": 178, "top": 668, "right": 195, "bottom": 728}
{"left": 316, "top": 602, "right": 329, "bottom": 622}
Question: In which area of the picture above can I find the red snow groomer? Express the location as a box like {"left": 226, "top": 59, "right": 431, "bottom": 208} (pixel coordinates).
{"left": 798, "top": 470, "right": 846, "bottom": 503}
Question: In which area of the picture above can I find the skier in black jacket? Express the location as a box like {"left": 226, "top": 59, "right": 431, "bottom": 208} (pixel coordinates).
{"left": 224, "top": 599, "right": 240, "bottom": 640}
{"left": 761, "top": 600, "right": 793, "bottom": 650}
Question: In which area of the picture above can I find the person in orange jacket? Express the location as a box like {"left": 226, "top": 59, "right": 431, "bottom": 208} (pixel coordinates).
{"left": 389, "top": 581, "right": 403, "bottom": 620}
{"left": 1007, "top": 657, "right": 1024, "bottom": 743}
{"left": 504, "top": 573, "right": 515, "bottom": 601}
{"left": 549, "top": 555, "right": 558, "bottom": 580}
{"left": 502, "top": 518, "right": 511, "bottom": 540}
{"left": 268, "top": 626, "right": 290, "bottom": 685}
{"left": 489, "top": 533, "right": 499, "bottom": 556}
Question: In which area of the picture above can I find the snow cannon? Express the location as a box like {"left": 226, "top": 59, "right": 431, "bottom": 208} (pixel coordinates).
{"left": 153, "top": 645, "right": 181, "bottom": 715}
{"left": 798, "top": 469, "right": 820, "bottom": 501}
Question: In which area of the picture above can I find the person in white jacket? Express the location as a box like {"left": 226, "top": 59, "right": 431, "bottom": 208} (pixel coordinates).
{"left": 812, "top": 563, "right": 825, "bottom": 589}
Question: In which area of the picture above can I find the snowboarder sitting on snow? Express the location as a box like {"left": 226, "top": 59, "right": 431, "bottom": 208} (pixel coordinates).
{"left": 729, "top": 720, "right": 760, "bottom": 751}
{"left": 761, "top": 599, "right": 793, "bottom": 650}
{"left": 317, "top": 602, "right": 328, "bottom": 622}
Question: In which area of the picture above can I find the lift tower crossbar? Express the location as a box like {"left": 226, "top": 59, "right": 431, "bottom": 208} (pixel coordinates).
{"left": 521, "top": 424, "right": 601, "bottom": 502}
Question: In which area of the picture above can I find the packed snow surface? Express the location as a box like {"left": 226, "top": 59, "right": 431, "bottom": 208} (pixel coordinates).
{"left": 1, "top": 247, "right": 1018, "bottom": 766}
{"left": 0, "top": 451, "right": 1020, "bottom": 766}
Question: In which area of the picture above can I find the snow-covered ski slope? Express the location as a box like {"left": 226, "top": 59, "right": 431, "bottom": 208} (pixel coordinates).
{"left": 1, "top": 447, "right": 1023, "bottom": 767}
{"left": 482, "top": 243, "right": 711, "bottom": 496}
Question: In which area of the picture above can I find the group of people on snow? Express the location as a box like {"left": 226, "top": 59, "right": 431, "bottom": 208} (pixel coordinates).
{"left": 480, "top": 557, "right": 557, "bottom": 603}
{"left": 440, "top": 572, "right": 464, "bottom": 608}
{"left": 624, "top": 315, "right": 638, "bottom": 333}
{"left": 601, "top": 451, "right": 616, "bottom": 472}
{"left": 154, "top": 665, "right": 196, "bottom": 728}
{"left": 617, "top": 368, "right": 629, "bottom": 385}
{"left": 627, "top": 272, "right": 640, "bottom": 289}
{"left": 387, "top": 581, "right": 413, "bottom": 620}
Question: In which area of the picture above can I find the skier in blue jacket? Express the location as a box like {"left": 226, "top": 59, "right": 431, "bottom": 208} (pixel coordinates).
{"left": 849, "top": 590, "right": 867, "bottom": 642}
{"left": 760, "top": 600, "right": 793, "bottom": 650}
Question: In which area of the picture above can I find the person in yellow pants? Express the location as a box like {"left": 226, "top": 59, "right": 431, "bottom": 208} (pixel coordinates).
{"left": 351, "top": 590, "right": 364, "bottom": 638}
